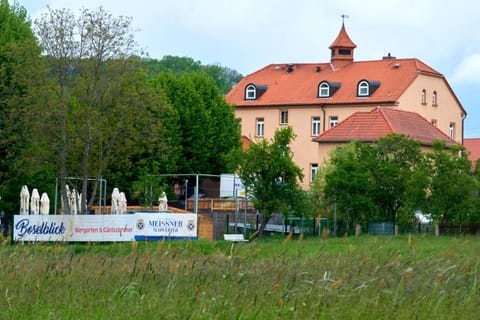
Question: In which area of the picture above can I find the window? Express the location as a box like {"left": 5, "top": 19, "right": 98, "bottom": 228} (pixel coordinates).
{"left": 358, "top": 80, "right": 369, "bottom": 96}
{"left": 329, "top": 116, "right": 338, "bottom": 128}
{"left": 319, "top": 82, "right": 330, "bottom": 97}
{"left": 421, "top": 89, "right": 426, "bottom": 105}
{"left": 449, "top": 122, "right": 455, "bottom": 139}
{"left": 431, "top": 119, "right": 437, "bottom": 127}
{"left": 280, "top": 110, "right": 288, "bottom": 125}
{"left": 310, "top": 164, "right": 318, "bottom": 182}
{"left": 338, "top": 49, "right": 351, "bottom": 55}
{"left": 432, "top": 91, "right": 438, "bottom": 106}
{"left": 312, "top": 117, "right": 321, "bottom": 136}
{"left": 245, "top": 84, "right": 256, "bottom": 100}
{"left": 256, "top": 118, "right": 264, "bottom": 137}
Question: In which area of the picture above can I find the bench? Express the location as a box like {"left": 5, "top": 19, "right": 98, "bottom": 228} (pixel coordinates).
{"left": 223, "top": 234, "right": 248, "bottom": 242}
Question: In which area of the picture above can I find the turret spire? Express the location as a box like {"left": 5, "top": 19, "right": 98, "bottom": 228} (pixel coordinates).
{"left": 329, "top": 16, "right": 356, "bottom": 68}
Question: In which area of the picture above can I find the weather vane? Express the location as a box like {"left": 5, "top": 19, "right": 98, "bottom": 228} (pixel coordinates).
{"left": 341, "top": 14, "right": 349, "bottom": 24}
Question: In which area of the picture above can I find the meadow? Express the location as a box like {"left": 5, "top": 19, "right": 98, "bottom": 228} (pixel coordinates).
{"left": 0, "top": 235, "right": 478, "bottom": 319}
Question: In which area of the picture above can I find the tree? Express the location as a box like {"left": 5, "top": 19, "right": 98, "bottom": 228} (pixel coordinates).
{"left": 425, "top": 141, "right": 476, "bottom": 223}
{"left": 0, "top": 0, "right": 41, "bottom": 219}
{"left": 31, "top": 7, "right": 174, "bottom": 213}
{"left": 144, "top": 55, "right": 243, "bottom": 94}
{"left": 238, "top": 126, "right": 304, "bottom": 237}
{"left": 152, "top": 72, "right": 242, "bottom": 175}
{"left": 323, "top": 142, "right": 377, "bottom": 233}
{"left": 370, "top": 134, "right": 426, "bottom": 224}
{"left": 320, "top": 134, "right": 427, "bottom": 233}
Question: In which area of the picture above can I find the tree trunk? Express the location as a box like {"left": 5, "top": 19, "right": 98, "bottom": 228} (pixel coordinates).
{"left": 257, "top": 214, "right": 271, "bottom": 238}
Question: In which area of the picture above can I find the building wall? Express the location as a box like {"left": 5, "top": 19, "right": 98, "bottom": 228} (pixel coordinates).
{"left": 397, "top": 75, "right": 464, "bottom": 144}
{"left": 235, "top": 74, "right": 463, "bottom": 190}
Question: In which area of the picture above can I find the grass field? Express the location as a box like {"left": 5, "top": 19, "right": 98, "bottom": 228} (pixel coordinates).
{"left": 0, "top": 235, "right": 478, "bottom": 319}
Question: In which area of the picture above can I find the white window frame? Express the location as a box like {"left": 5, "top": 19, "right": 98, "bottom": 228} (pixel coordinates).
{"left": 310, "top": 164, "right": 319, "bottom": 182}
{"left": 280, "top": 110, "right": 288, "bottom": 125}
{"left": 312, "top": 117, "right": 321, "bottom": 136}
{"left": 245, "top": 84, "right": 256, "bottom": 100}
{"left": 329, "top": 116, "right": 338, "bottom": 128}
{"left": 421, "top": 89, "right": 426, "bottom": 105}
{"left": 319, "top": 82, "right": 330, "bottom": 97}
{"left": 256, "top": 118, "right": 264, "bottom": 137}
{"left": 432, "top": 91, "right": 437, "bottom": 106}
{"left": 449, "top": 122, "right": 455, "bottom": 139}
{"left": 358, "top": 80, "right": 369, "bottom": 96}
{"left": 431, "top": 119, "right": 437, "bottom": 127}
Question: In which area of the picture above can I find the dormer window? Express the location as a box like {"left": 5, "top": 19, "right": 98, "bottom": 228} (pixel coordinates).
{"left": 318, "top": 81, "right": 341, "bottom": 98}
{"left": 245, "top": 84, "right": 256, "bottom": 100}
{"left": 319, "top": 82, "right": 330, "bottom": 97}
{"left": 357, "top": 79, "right": 380, "bottom": 97}
{"left": 244, "top": 83, "right": 267, "bottom": 101}
{"left": 358, "top": 81, "right": 369, "bottom": 96}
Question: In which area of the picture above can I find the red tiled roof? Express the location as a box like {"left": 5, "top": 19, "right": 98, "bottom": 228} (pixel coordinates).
{"left": 329, "top": 23, "right": 356, "bottom": 49}
{"left": 226, "top": 58, "right": 443, "bottom": 107}
{"left": 241, "top": 135, "right": 252, "bottom": 151}
{"left": 313, "top": 107, "right": 458, "bottom": 147}
{"left": 464, "top": 138, "right": 480, "bottom": 163}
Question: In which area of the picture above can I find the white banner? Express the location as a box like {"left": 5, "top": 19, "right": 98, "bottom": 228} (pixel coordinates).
{"left": 133, "top": 212, "right": 197, "bottom": 240}
{"left": 13, "top": 213, "right": 198, "bottom": 242}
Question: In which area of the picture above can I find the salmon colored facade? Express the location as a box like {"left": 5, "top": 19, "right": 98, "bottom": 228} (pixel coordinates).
{"left": 226, "top": 23, "right": 466, "bottom": 189}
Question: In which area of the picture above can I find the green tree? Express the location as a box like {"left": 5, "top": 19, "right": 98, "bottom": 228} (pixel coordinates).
{"left": 238, "top": 126, "right": 304, "bottom": 237}
{"left": 320, "top": 134, "right": 427, "bottom": 233}
{"left": 145, "top": 55, "right": 243, "bottom": 94}
{"left": 31, "top": 7, "right": 174, "bottom": 213}
{"left": 152, "top": 72, "right": 242, "bottom": 175}
{"left": 0, "top": 0, "right": 41, "bottom": 219}
{"left": 370, "top": 134, "right": 426, "bottom": 225}
{"left": 425, "top": 141, "right": 476, "bottom": 223}
{"left": 323, "top": 142, "right": 377, "bottom": 233}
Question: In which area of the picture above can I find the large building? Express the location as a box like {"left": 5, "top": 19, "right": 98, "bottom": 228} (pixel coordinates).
{"left": 226, "top": 23, "right": 466, "bottom": 188}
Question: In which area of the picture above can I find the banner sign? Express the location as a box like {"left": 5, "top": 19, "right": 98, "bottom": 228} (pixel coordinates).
{"left": 13, "top": 213, "right": 197, "bottom": 242}
{"left": 133, "top": 212, "right": 197, "bottom": 240}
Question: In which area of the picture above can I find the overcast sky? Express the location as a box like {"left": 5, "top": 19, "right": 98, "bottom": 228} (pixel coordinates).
{"left": 19, "top": 0, "right": 480, "bottom": 138}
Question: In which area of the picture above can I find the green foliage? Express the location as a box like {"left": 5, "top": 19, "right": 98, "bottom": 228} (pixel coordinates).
{"left": 238, "top": 127, "right": 305, "bottom": 235}
{"left": 144, "top": 55, "right": 243, "bottom": 94}
{"left": 0, "top": 236, "right": 479, "bottom": 319}
{"left": 319, "top": 134, "right": 479, "bottom": 232}
{"left": 152, "top": 72, "right": 242, "bottom": 175}
{"left": 425, "top": 141, "right": 478, "bottom": 223}
{"left": 0, "top": 0, "right": 41, "bottom": 219}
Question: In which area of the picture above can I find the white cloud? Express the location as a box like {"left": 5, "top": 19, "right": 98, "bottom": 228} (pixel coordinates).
{"left": 451, "top": 54, "right": 480, "bottom": 84}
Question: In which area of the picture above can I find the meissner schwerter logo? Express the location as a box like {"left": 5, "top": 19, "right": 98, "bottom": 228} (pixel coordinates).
{"left": 15, "top": 218, "right": 66, "bottom": 237}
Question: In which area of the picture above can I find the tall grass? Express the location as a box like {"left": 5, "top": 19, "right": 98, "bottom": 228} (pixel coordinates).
{"left": 0, "top": 235, "right": 478, "bottom": 319}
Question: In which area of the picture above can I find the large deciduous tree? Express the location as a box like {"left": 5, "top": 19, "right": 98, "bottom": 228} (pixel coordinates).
{"left": 152, "top": 72, "right": 242, "bottom": 175}
{"left": 323, "top": 141, "right": 377, "bottom": 232}
{"left": 32, "top": 7, "right": 173, "bottom": 214}
{"left": 238, "top": 126, "right": 304, "bottom": 237}
{"left": 425, "top": 141, "right": 477, "bottom": 223}
{"left": 0, "top": 0, "right": 41, "bottom": 218}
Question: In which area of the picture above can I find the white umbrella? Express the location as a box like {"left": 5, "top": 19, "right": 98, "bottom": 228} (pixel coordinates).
{"left": 20, "top": 185, "right": 30, "bottom": 215}
{"left": 62, "top": 185, "right": 71, "bottom": 215}
{"left": 119, "top": 192, "right": 127, "bottom": 214}
{"left": 159, "top": 192, "right": 168, "bottom": 212}
{"left": 111, "top": 188, "right": 120, "bottom": 214}
{"left": 30, "top": 188, "right": 40, "bottom": 215}
{"left": 40, "top": 193, "right": 50, "bottom": 215}
{"left": 70, "top": 188, "right": 78, "bottom": 215}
